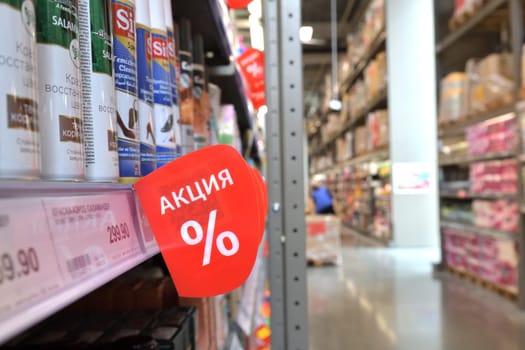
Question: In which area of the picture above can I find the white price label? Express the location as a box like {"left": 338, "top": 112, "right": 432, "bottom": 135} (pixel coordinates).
{"left": 42, "top": 192, "right": 142, "bottom": 283}
{"left": 0, "top": 198, "right": 64, "bottom": 317}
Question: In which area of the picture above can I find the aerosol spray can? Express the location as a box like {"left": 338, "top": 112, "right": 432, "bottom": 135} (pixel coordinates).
{"left": 192, "top": 34, "right": 207, "bottom": 149}
{"left": 178, "top": 19, "right": 194, "bottom": 154}
{"left": 112, "top": 0, "right": 140, "bottom": 181}
{"left": 164, "top": 0, "right": 181, "bottom": 158}
{"left": 135, "top": 0, "right": 155, "bottom": 175}
{"left": 0, "top": 0, "right": 39, "bottom": 179}
{"left": 36, "top": 0, "right": 84, "bottom": 180}
{"left": 78, "top": 0, "right": 118, "bottom": 182}
{"left": 150, "top": 0, "right": 176, "bottom": 168}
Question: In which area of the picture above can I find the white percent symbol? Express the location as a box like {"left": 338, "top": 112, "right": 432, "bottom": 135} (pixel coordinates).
{"left": 180, "top": 209, "right": 240, "bottom": 266}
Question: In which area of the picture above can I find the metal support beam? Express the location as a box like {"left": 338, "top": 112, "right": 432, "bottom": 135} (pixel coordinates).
{"left": 509, "top": 0, "right": 525, "bottom": 309}
{"left": 264, "top": 0, "right": 308, "bottom": 348}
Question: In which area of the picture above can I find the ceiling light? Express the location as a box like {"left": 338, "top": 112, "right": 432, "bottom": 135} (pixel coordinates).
{"left": 299, "top": 26, "right": 313, "bottom": 43}
{"left": 329, "top": 99, "right": 342, "bottom": 111}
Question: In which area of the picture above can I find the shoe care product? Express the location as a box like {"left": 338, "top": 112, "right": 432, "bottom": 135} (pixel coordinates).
{"left": 0, "top": 0, "right": 40, "bottom": 179}
{"left": 208, "top": 83, "right": 221, "bottom": 145}
{"left": 36, "top": 0, "right": 84, "bottom": 180}
{"left": 202, "top": 77, "right": 211, "bottom": 145}
{"left": 178, "top": 19, "right": 194, "bottom": 154}
{"left": 192, "top": 34, "right": 208, "bottom": 150}
{"left": 150, "top": 0, "right": 176, "bottom": 168}
{"left": 135, "top": 0, "right": 156, "bottom": 175}
{"left": 112, "top": 0, "right": 140, "bottom": 181}
{"left": 78, "top": 0, "right": 119, "bottom": 182}
{"left": 164, "top": 0, "right": 182, "bottom": 158}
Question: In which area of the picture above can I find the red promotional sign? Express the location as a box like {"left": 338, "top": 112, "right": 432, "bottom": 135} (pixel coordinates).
{"left": 237, "top": 48, "right": 266, "bottom": 109}
{"left": 134, "top": 145, "right": 265, "bottom": 297}
{"left": 226, "top": 0, "right": 254, "bottom": 9}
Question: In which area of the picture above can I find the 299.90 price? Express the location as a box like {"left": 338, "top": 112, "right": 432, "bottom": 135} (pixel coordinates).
{"left": 0, "top": 248, "right": 39, "bottom": 286}
{"left": 108, "top": 223, "right": 132, "bottom": 244}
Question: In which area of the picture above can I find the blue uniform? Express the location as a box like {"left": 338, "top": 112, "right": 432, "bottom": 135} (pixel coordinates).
{"left": 312, "top": 186, "right": 333, "bottom": 214}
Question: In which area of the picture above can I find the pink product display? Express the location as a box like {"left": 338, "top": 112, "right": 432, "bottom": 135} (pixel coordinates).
{"left": 443, "top": 228, "right": 518, "bottom": 293}
{"left": 465, "top": 116, "right": 517, "bottom": 156}
{"left": 469, "top": 160, "right": 518, "bottom": 194}
{"left": 472, "top": 199, "right": 519, "bottom": 233}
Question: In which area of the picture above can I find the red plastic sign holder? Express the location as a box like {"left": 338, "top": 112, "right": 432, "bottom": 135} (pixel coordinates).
{"left": 134, "top": 145, "right": 266, "bottom": 297}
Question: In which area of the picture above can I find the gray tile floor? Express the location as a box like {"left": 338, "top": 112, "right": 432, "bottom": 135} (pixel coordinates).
{"left": 308, "top": 247, "right": 525, "bottom": 350}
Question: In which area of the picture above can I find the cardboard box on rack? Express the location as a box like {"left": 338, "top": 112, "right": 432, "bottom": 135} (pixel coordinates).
{"left": 354, "top": 126, "right": 368, "bottom": 155}
{"left": 439, "top": 72, "right": 469, "bottom": 124}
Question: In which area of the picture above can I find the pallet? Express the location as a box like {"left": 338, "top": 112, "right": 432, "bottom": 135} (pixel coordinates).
{"left": 446, "top": 266, "right": 517, "bottom": 301}
{"left": 307, "top": 259, "right": 338, "bottom": 267}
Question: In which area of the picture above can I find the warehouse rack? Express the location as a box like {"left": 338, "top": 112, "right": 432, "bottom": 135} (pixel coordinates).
{"left": 435, "top": 0, "right": 525, "bottom": 307}
{"left": 0, "top": 0, "right": 308, "bottom": 347}
{"left": 308, "top": 0, "right": 391, "bottom": 244}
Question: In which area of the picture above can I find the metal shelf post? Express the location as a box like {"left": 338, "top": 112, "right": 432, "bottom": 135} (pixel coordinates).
{"left": 264, "top": 0, "right": 308, "bottom": 349}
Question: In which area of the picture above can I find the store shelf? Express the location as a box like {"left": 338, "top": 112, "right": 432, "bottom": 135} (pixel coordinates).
{"left": 439, "top": 150, "right": 517, "bottom": 166}
{"left": 172, "top": 0, "right": 232, "bottom": 66}
{"left": 440, "top": 191, "right": 518, "bottom": 200}
{"left": 438, "top": 105, "right": 515, "bottom": 138}
{"left": 341, "top": 30, "right": 386, "bottom": 92}
{"left": 436, "top": 0, "right": 508, "bottom": 54}
{"left": 349, "top": 89, "right": 388, "bottom": 128}
{"left": 0, "top": 182, "right": 159, "bottom": 344}
{"left": 440, "top": 220, "right": 518, "bottom": 240}
{"left": 308, "top": 90, "right": 388, "bottom": 157}
{"left": 311, "top": 148, "right": 389, "bottom": 175}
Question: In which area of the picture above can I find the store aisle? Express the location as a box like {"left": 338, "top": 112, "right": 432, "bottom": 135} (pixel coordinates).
{"left": 308, "top": 247, "right": 525, "bottom": 350}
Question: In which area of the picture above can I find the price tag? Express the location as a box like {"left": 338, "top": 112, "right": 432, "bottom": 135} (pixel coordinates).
{"left": 0, "top": 198, "right": 64, "bottom": 318}
{"left": 42, "top": 192, "right": 142, "bottom": 283}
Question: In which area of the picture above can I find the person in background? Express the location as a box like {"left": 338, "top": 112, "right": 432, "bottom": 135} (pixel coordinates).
{"left": 311, "top": 180, "right": 335, "bottom": 215}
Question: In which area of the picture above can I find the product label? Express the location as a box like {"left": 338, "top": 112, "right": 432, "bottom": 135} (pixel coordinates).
{"left": 179, "top": 50, "right": 193, "bottom": 154}
{"left": 118, "top": 131, "right": 140, "bottom": 178}
{"left": 35, "top": 0, "right": 79, "bottom": 67}
{"left": 112, "top": 0, "right": 136, "bottom": 94}
{"left": 79, "top": 0, "right": 118, "bottom": 180}
{"left": 112, "top": 0, "right": 139, "bottom": 179}
{"left": 140, "top": 143, "right": 155, "bottom": 175}
{"left": 0, "top": 1, "right": 39, "bottom": 177}
{"left": 151, "top": 29, "right": 175, "bottom": 167}
{"left": 166, "top": 28, "right": 178, "bottom": 106}
{"left": 89, "top": 0, "right": 112, "bottom": 75}
{"left": 108, "top": 130, "right": 117, "bottom": 151}
{"left": 36, "top": 0, "right": 83, "bottom": 179}
{"left": 6, "top": 94, "right": 38, "bottom": 131}
{"left": 136, "top": 23, "right": 155, "bottom": 176}
{"left": 166, "top": 27, "right": 181, "bottom": 158}
{"left": 136, "top": 24, "right": 153, "bottom": 104}
{"left": 151, "top": 30, "right": 171, "bottom": 106}
{"left": 59, "top": 115, "right": 82, "bottom": 144}
{"left": 179, "top": 50, "right": 193, "bottom": 125}
{"left": 192, "top": 63, "right": 206, "bottom": 137}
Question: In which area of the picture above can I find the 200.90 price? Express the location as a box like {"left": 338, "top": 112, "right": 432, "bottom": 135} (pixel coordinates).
{"left": 108, "top": 223, "right": 131, "bottom": 244}
{"left": 0, "top": 248, "right": 39, "bottom": 285}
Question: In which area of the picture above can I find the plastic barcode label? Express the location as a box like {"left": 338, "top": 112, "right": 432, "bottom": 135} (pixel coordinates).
{"left": 0, "top": 198, "right": 64, "bottom": 317}
{"left": 42, "top": 192, "right": 142, "bottom": 283}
